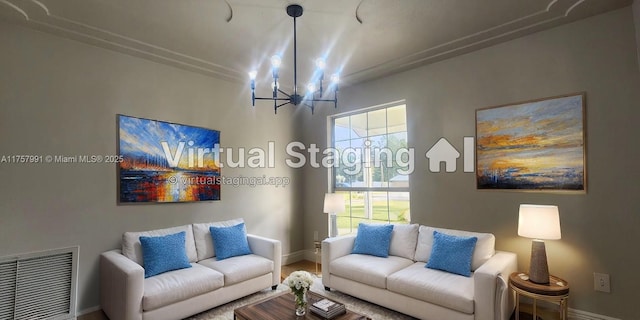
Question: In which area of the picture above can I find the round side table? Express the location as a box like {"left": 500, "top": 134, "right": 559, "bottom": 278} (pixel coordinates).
{"left": 509, "top": 272, "right": 569, "bottom": 320}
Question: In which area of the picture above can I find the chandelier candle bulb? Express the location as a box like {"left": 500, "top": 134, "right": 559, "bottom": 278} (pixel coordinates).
{"left": 270, "top": 55, "right": 281, "bottom": 68}
{"left": 307, "top": 83, "right": 316, "bottom": 93}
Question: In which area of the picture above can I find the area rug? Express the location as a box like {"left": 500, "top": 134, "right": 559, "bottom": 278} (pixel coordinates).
{"left": 186, "top": 277, "right": 418, "bottom": 320}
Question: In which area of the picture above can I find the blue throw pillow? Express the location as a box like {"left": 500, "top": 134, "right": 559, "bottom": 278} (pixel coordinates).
{"left": 139, "top": 231, "right": 192, "bottom": 278}
{"left": 210, "top": 223, "right": 252, "bottom": 260}
{"left": 352, "top": 223, "right": 394, "bottom": 257}
{"left": 426, "top": 231, "right": 478, "bottom": 277}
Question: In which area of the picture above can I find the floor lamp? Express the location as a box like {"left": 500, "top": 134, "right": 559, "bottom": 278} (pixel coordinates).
{"left": 324, "top": 193, "right": 345, "bottom": 238}
{"left": 518, "top": 204, "right": 562, "bottom": 284}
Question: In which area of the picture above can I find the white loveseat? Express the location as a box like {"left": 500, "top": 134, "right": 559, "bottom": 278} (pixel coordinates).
{"left": 321, "top": 224, "right": 517, "bottom": 320}
{"left": 100, "top": 219, "right": 281, "bottom": 320}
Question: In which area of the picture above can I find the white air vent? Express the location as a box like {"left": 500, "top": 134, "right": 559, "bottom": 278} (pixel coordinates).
{"left": 0, "top": 247, "right": 78, "bottom": 320}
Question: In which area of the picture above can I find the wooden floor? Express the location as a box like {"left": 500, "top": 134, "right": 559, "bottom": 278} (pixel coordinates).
{"left": 281, "top": 259, "right": 321, "bottom": 280}
{"left": 80, "top": 260, "right": 320, "bottom": 320}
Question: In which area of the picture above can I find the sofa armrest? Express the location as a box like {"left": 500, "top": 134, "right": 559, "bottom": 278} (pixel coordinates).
{"left": 247, "top": 234, "right": 282, "bottom": 286}
{"left": 321, "top": 235, "right": 356, "bottom": 286}
{"left": 100, "top": 249, "right": 144, "bottom": 320}
{"left": 474, "top": 251, "right": 518, "bottom": 320}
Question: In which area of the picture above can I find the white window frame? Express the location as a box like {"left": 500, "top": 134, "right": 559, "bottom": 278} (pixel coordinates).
{"left": 327, "top": 100, "right": 410, "bottom": 235}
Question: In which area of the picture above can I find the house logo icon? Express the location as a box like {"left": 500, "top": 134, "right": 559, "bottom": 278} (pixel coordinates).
{"left": 425, "top": 137, "right": 475, "bottom": 173}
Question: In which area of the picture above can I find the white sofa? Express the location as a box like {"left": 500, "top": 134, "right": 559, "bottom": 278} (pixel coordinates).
{"left": 321, "top": 224, "right": 517, "bottom": 320}
{"left": 100, "top": 219, "right": 281, "bottom": 320}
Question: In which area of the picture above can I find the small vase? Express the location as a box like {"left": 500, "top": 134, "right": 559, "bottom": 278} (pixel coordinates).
{"left": 294, "top": 290, "right": 307, "bottom": 316}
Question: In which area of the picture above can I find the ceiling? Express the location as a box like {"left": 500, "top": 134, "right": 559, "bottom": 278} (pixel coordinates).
{"left": 0, "top": 0, "right": 632, "bottom": 90}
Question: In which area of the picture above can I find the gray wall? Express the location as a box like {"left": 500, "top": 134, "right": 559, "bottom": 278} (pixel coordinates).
{"left": 301, "top": 7, "right": 640, "bottom": 319}
{"left": 0, "top": 21, "right": 303, "bottom": 312}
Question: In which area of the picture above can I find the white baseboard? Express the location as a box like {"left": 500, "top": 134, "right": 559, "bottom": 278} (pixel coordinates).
{"left": 282, "top": 250, "right": 307, "bottom": 265}
{"left": 569, "top": 308, "right": 621, "bottom": 320}
{"left": 282, "top": 249, "right": 319, "bottom": 265}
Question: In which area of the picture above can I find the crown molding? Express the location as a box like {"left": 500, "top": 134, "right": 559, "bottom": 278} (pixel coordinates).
{"left": 0, "top": 0, "right": 244, "bottom": 83}
{"left": 0, "top": 0, "right": 28, "bottom": 20}
{"left": 341, "top": 0, "right": 594, "bottom": 85}
{"left": 0, "top": 0, "right": 627, "bottom": 86}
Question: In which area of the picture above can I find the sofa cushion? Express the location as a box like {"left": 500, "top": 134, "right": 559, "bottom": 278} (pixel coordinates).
{"left": 425, "top": 231, "right": 477, "bottom": 277}
{"left": 209, "top": 223, "right": 252, "bottom": 260}
{"left": 142, "top": 263, "right": 224, "bottom": 311}
{"left": 389, "top": 223, "right": 419, "bottom": 260}
{"left": 414, "top": 226, "right": 495, "bottom": 271}
{"left": 352, "top": 223, "right": 394, "bottom": 257}
{"left": 139, "top": 231, "right": 192, "bottom": 278}
{"left": 330, "top": 254, "right": 413, "bottom": 289}
{"left": 193, "top": 218, "right": 245, "bottom": 261}
{"left": 123, "top": 224, "right": 197, "bottom": 265}
{"left": 387, "top": 262, "right": 475, "bottom": 314}
{"left": 198, "top": 254, "right": 274, "bottom": 286}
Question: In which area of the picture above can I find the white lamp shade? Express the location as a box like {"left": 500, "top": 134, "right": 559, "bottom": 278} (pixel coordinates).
{"left": 323, "top": 193, "right": 345, "bottom": 214}
{"left": 518, "top": 204, "right": 561, "bottom": 240}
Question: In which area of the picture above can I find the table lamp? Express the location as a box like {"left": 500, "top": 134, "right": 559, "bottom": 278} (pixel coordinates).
{"left": 324, "top": 193, "right": 345, "bottom": 237}
{"left": 518, "top": 204, "right": 561, "bottom": 284}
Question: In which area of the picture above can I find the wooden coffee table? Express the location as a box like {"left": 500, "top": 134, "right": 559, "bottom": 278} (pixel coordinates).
{"left": 234, "top": 290, "right": 370, "bottom": 320}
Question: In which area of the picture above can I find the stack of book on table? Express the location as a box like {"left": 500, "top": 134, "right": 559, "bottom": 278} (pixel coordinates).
{"left": 310, "top": 298, "right": 346, "bottom": 319}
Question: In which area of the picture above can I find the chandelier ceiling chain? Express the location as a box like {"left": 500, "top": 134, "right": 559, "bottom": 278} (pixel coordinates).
{"left": 249, "top": 4, "right": 340, "bottom": 114}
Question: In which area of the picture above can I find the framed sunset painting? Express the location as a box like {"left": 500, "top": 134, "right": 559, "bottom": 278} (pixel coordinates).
{"left": 117, "top": 115, "right": 221, "bottom": 203}
{"left": 475, "top": 93, "right": 586, "bottom": 192}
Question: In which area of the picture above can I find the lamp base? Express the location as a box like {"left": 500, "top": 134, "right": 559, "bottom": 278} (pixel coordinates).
{"left": 529, "top": 240, "right": 550, "bottom": 284}
{"left": 329, "top": 214, "right": 338, "bottom": 237}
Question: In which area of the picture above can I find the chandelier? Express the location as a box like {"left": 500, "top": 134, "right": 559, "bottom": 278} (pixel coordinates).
{"left": 249, "top": 4, "right": 340, "bottom": 114}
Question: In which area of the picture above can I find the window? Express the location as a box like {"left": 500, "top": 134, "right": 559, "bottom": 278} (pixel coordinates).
{"left": 330, "top": 102, "right": 410, "bottom": 235}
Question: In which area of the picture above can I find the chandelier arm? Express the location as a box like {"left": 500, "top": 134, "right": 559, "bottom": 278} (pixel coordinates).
{"left": 276, "top": 101, "right": 290, "bottom": 108}
{"left": 277, "top": 89, "right": 292, "bottom": 98}
{"left": 275, "top": 101, "right": 291, "bottom": 114}
{"left": 308, "top": 98, "right": 337, "bottom": 103}
{"left": 306, "top": 96, "right": 337, "bottom": 109}
{"left": 301, "top": 102, "right": 315, "bottom": 114}
{"left": 254, "top": 97, "right": 291, "bottom": 102}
